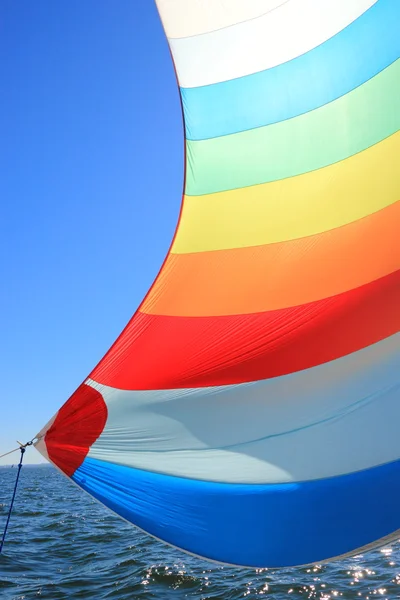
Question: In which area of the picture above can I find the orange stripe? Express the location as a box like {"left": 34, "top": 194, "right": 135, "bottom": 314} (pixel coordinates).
{"left": 142, "top": 201, "right": 400, "bottom": 317}
{"left": 93, "top": 271, "right": 400, "bottom": 389}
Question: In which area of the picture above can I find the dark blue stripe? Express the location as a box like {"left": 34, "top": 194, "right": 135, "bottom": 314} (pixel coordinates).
{"left": 181, "top": 0, "right": 400, "bottom": 141}
{"left": 72, "top": 457, "right": 400, "bottom": 567}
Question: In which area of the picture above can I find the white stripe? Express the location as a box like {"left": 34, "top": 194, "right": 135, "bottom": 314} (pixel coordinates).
{"left": 155, "top": 0, "right": 287, "bottom": 40}
{"left": 34, "top": 413, "right": 58, "bottom": 463}
{"left": 86, "top": 334, "right": 400, "bottom": 484}
{"left": 168, "top": 0, "right": 377, "bottom": 88}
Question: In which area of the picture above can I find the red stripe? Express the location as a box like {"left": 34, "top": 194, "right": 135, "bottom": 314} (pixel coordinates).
{"left": 91, "top": 270, "right": 400, "bottom": 390}
{"left": 45, "top": 384, "right": 108, "bottom": 476}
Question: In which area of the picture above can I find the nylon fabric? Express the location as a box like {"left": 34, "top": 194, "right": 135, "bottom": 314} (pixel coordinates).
{"left": 155, "top": 0, "right": 287, "bottom": 39}
{"left": 90, "top": 270, "right": 400, "bottom": 390}
{"left": 186, "top": 59, "right": 400, "bottom": 196}
{"left": 85, "top": 334, "right": 400, "bottom": 483}
{"left": 73, "top": 456, "right": 400, "bottom": 568}
{"left": 142, "top": 201, "right": 400, "bottom": 316}
{"left": 181, "top": 0, "right": 400, "bottom": 140}
{"left": 34, "top": 0, "right": 400, "bottom": 568}
{"left": 169, "top": 0, "right": 377, "bottom": 87}
{"left": 175, "top": 131, "right": 400, "bottom": 253}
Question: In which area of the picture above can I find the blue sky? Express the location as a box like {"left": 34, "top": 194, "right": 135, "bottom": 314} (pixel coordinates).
{"left": 0, "top": 1, "right": 183, "bottom": 463}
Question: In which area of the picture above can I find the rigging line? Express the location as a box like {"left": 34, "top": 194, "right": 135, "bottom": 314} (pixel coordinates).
{"left": 0, "top": 440, "right": 34, "bottom": 555}
{"left": 0, "top": 447, "right": 21, "bottom": 461}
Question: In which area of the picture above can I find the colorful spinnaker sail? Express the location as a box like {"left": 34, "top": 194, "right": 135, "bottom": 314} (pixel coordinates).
{"left": 35, "top": 0, "right": 400, "bottom": 567}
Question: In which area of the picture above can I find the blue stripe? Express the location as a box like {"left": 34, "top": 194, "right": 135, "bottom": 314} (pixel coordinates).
{"left": 72, "top": 457, "right": 400, "bottom": 567}
{"left": 181, "top": 0, "right": 400, "bottom": 141}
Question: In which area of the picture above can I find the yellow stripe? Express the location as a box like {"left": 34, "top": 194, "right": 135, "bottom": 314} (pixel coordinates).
{"left": 173, "top": 130, "right": 400, "bottom": 253}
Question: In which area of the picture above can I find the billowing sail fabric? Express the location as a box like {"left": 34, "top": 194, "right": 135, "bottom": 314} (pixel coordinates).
{"left": 35, "top": 0, "right": 400, "bottom": 567}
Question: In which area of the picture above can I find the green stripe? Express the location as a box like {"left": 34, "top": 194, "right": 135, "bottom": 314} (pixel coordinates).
{"left": 185, "top": 59, "right": 400, "bottom": 196}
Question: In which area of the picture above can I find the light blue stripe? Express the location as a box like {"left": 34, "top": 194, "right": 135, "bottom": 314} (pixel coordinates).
{"left": 73, "top": 456, "right": 400, "bottom": 568}
{"left": 181, "top": 0, "right": 400, "bottom": 141}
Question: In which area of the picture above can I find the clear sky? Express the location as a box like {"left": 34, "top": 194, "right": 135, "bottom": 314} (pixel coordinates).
{"left": 0, "top": 1, "right": 183, "bottom": 464}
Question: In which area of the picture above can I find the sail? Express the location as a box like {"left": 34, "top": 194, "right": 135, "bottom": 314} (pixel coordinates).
{"left": 34, "top": 0, "right": 400, "bottom": 568}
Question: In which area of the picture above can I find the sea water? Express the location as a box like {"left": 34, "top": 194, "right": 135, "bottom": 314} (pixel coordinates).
{"left": 1, "top": 466, "right": 399, "bottom": 599}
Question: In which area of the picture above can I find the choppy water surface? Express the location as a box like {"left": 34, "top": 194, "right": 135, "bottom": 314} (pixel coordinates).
{"left": 1, "top": 466, "right": 400, "bottom": 599}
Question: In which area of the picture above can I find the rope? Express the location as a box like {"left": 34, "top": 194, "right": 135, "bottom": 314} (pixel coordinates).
{"left": 0, "top": 440, "right": 34, "bottom": 555}
{"left": 0, "top": 447, "right": 22, "bottom": 461}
